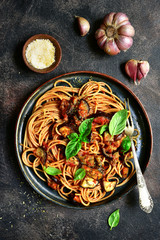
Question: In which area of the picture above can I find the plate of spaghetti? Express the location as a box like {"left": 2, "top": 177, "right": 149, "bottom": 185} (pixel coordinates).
{"left": 15, "top": 71, "right": 152, "bottom": 208}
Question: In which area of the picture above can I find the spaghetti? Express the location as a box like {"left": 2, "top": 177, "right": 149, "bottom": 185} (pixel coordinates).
{"left": 22, "top": 79, "right": 137, "bottom": 206}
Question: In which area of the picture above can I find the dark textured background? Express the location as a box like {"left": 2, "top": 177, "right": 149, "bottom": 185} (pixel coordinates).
{"left": 0, "top": 0, "right": 160, "bottom": 239}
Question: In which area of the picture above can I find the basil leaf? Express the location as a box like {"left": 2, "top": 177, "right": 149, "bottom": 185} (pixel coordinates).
{"left": 79, "top": 118, "right": 94, "bottom": 137}
{"left": 99, "top": 124, "right": 108, "bottom": 135}
{"left": 108, "top": 209, "right": 120, "bottom": 230}
{"left": 80, "top": 135, "right": 89, "bottom": 143}
{"left": 109, "top": 110, "right": 128, "bottom": 136}
{"left": 67, "top": 132, "right": 79, "bottom": 141}
{"left": 121, "top": 136, "right": 131, "bottom": 153}
{"left": 65, "top": 118, "right": 94, "bottom": 160}
{"left": 74, "top": 168, "right": 86, "bottom": 180}
{"left": 65, "top": 140, "right": 81, "bottom": 160}
{"left": 43, "top": 166, "right": 61, "bottom": 175}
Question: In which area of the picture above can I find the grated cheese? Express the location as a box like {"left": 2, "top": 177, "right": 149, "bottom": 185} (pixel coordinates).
{"left": 25, "top": 39, "right": 55, "bottom": 69}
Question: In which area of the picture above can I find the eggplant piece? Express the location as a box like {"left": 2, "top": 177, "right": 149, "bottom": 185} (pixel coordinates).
{"left": 77, "top": 152, "right": 95, "bottom": 167}
{"left": 82, "top": 165, "right": 103, "bottom": 180}
{"left": 59, "top": 125, "right": 73, "bottom": 138}
{"left": 102, "top": 144, "right": 117, "bottom": 154}
{"left": 87, "top": 168, "right": 103, "bottom": 180}
{"left": 95, "top": 155, "right": 104, "bottom": 167}
{"left": 59, "top": 99, "right": 70, "bottom": 121}
{"left": 60, "top": 97, "right": 79, "bottom": 121}
{"left": 73, "top": 115, "right": 82, "bottom": 126}
{"left": 78, "top": 99, "right": 90, "bottom": 118}
{"left": 81, "top": 176, "right": 99, "bottom": 188}
{"left": 50, "top": 176, "right": 61, "bottom": 185}
{"left": 103, "top": 132, "right": 113, "bottom": 142}
{"left": 114, "top": 131, "right": 125, "bottom": 141}
{"left": 66, "top": 156, "right": 80, "bottom": 166}
{"left": 103, "top": 180, "right": 116, "bottom": 192}
{"left": 35, "top": 147, "right": 46, "bottom": 165}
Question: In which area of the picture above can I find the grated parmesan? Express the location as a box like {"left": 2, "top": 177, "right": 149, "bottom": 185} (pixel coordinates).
{"left": 25, "top": 39, "right": 55, "bottom": 69}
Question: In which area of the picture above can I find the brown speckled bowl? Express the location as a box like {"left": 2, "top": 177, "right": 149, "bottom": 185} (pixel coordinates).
{"left": 22, "top": 34, "right": 62, "bottom": 73}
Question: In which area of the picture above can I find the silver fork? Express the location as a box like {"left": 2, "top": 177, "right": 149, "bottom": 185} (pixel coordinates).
{"left": 125, "top": 99, "right": 153, "bottom": 213}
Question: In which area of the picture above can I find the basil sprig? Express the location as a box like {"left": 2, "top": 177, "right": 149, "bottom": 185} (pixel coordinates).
{"left": 65, "top": 140, "right": 81, "bottom": 160}
{"left": 43, "top": 166, "right": 61, "bottom": 175}
{"left": 121, "top": 136, "right": 131, "bottom": 154}
{"left": 65, "top": 118, "right": 94, "bottom": 160}
{"left": 99, "top": 124, "right": 108, "bottom": 135}
{"left": 108, "top": 209, "right": 120, "bottom": 230}
{"left": 109, "top": 109, "right": 128, "bottom": 136}
{"left": 74, "top": 168, "right": 86, "bottom": 180}
{"left": 67, "top": 133, "right": 79, "bottom": 141}
{"left": 79, "top": 118, "right": 94, "bottom": 136}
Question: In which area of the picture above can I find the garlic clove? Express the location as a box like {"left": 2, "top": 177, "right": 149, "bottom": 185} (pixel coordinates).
{"left": 116, "top": 35, "right": 133, "bottom": 51}
{"left": 99, "top": 23, "right": 108, "bottom": 30}
{"left": 118, "top": 24, "right": 135, "bottom": 37}
{"left": 125, "top": 59, "right": 150, "bottom": 85}
{"left": 76, "top": 16, "right": 90, "bottom": 36}
{"left": 125, "top": 59, "right": 138, "bottom": 84}
{"left": 97, "top": 35, "right": 107, "bottom": 49}
{"left": 103, "top": 12, "right": 116, "bottom": 26}
{"left": 113, "top": 12, "right": 129, "bottom": 27}
{"left": 116, "top": 20, "right": 131, "bottom": 28}
{"left": 138, "top": 61, "right": 150, "bottom": 78}
{"left": 137, "top": 61, "right": 150, "bottom": 84}
{"left": 104, "top": 39, "right": 120, "bottom": 55}
{"left": 95, "top": 28, "right": 106, "bottom": 40}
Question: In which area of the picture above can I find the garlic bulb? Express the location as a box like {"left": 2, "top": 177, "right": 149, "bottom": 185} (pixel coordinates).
{"left": 95, "top": 12, "right": 135, "bottom": 55}
{"left": 125, "top": 59, "right": 150, "bottom": 85}
{"left": 76, "top": 16, "right": 90, "bottom": 36}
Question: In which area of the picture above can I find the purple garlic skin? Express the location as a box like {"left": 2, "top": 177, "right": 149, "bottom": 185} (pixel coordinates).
{"left": 125, "top": 59, "right": 150, "bottom": 85}
{"left": 76, "top": 16, "right": 90, "bottom": 36}
{"left": 95, "top": 12, "right": 135, "bottom": 56}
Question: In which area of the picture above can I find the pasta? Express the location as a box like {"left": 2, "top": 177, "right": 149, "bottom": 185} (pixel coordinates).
{"left": 22, "top": 79, "right": 137, "bottom": 206}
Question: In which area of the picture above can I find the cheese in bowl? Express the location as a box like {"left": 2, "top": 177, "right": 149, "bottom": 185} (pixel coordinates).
{"left": 25, "top": 39, "right": 55, "bottom": 69}
{"left": 23, "top": 34, "right": 62, "bottom": 73}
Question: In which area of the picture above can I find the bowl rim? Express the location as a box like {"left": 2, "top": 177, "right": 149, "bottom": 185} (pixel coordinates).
{"left": 22, "top": 34, "right": 62, "bottom": 73}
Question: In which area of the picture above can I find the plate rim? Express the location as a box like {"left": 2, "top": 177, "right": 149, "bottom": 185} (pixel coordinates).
{"left": 15, "top": 71, "right": 153, "bottom": 209}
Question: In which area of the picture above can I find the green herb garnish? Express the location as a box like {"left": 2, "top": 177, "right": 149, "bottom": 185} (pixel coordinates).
{"left": 43, "top": 166, "right": 61, "bottom": 176}
{"left": 108, "top": 209, "right": 120, "bottom": 230}
{"left": 121, "top": 136, "right": 131, "bottom": 154}
{"left": 65, "top": 118, "right": 94, "bottom": 160}
{"left": 79, "top": 118, "right": 94, "bottom": 137}
{"left": 67, "top": 132, "right": 79, "bottom": 141}
{"left": 109, "top": 109, "right": 128, "bottom": 136}
{"left": 65, "top": 139, "right": 82, "bottom": 160}
{"left": 99, "top": 124, "right": 108, "bottom": 135}
{"left": 74, "top": 168, "right": 86, "bottom": 180}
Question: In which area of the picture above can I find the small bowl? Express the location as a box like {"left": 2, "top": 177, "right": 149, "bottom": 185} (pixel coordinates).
{"left": 23, "top": 34, "right": 62, "bottom": 73}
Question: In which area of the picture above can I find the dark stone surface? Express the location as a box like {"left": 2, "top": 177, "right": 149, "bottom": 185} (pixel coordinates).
{"left": 0, "top": 0, "right": 160, "bottom": 239}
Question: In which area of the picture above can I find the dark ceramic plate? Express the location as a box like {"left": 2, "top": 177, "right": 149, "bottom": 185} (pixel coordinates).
{"left": 15, "top": 71, "right": 152, "bottom": 209}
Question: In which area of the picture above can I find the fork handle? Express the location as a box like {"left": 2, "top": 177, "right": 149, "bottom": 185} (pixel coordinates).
{"left": 131, "top": 139, "right": 154, "bottom": 213}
